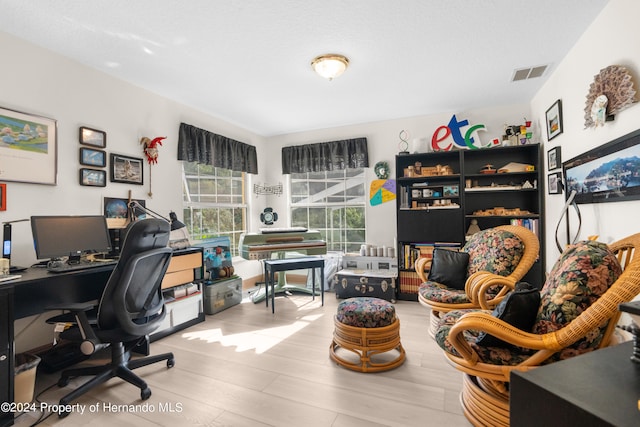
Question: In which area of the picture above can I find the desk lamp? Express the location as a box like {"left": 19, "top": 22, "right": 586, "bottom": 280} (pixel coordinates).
{"left": 127, "top": 202, "right": 190, "bottom": 249}
{"left": 2, "top": 218, "right": 29, "bottom": 272}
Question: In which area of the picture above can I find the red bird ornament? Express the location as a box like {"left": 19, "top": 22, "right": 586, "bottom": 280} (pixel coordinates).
{"left": 141, "top": 136, "right": 166, "bottom": 164}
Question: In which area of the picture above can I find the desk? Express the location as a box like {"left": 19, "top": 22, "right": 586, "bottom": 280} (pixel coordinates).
{"left": 510, "top": 341, "right": 640, "bottom": 427}
{"left": 0, "top": 248, "right": 204, "bottom": 427}
{"left": 264, "top": 257, "right": 324, "bottom": 313}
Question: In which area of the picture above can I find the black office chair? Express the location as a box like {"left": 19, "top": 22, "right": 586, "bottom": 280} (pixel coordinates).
{"left": 46, "top": 218, "right": 175, "bottom": 416}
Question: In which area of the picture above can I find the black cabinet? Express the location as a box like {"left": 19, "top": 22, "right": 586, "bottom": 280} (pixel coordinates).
{"left": 0, "top": 287, "right": 14, "bottom": 427}
{"left": 395, "top": 144, "right": 545, "bottom": 300}
{"left": 511, "top": 341, "right": 640, "bottom": 427}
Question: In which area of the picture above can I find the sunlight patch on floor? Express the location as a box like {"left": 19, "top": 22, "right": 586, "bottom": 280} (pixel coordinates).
{"left": 179, "top": 314, "right": 324, "bottom": 354}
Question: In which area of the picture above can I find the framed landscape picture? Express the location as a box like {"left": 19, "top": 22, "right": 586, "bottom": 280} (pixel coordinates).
{"left": 546, "top": 100, "right": 563, "bottom": 141}
{"left": 79, "top": 147, "right": 106, "bottom": 167}
{"left": 0, "top": 106, "right": 57, "bottom": 185}
{"left": 79, "top": 126, "right": 106, "bottom": 148}
{"left": 79, "top": 168, "right": 106, "bottom": 187}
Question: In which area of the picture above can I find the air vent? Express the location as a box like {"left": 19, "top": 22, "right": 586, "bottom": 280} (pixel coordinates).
{"left": 512, "top": 65, "right": 548, "bottom": 82}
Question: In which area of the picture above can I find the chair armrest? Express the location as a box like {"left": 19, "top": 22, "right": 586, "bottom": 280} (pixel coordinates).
{"left": 446, "top": 311, "right": 559, "bottom": 364}
{"left": 465, "top": 272, "right": 516, "bottom": 309}
{"left": 415, "top": 257, "right": 430, "bottom": 283}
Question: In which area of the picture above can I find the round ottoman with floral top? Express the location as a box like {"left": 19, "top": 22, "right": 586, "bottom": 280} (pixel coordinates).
{"left": 330, "top": 297, "right": 406, "bottom": 372}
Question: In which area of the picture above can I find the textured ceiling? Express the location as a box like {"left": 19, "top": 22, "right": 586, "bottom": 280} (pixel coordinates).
{"left": 0, "top": 0, "right": 608, "bottom": 137}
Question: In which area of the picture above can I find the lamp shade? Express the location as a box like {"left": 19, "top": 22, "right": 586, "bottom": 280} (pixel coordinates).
{"left": 169, "top": 211, "right": 186, "bottom": 231}
{"left": 311, "top": 54, "right": 349, "bottom": 80}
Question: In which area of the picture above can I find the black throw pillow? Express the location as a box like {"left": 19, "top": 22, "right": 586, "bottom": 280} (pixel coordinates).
{"left": 427, "top": 248, "right": 470, "bottom": 290}
{"left": 476, "top": 282, "right": 541, "bottom": 348}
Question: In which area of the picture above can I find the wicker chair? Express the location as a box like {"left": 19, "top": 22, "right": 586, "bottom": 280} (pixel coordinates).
{"left": 434, "top": 233, "right": 640, "bottom": 427}
{"left": 416, "top": 225, "right": 540, "bottom": 336}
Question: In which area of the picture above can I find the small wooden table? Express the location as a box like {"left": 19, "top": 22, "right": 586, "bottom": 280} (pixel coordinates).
{"left": 263, "top": 257, "right": 324, "bottom": 313}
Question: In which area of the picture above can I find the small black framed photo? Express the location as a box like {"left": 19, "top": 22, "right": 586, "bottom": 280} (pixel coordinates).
{"left": 547, "top": 172, "right": 562, "bottom": 195}
{"left": 110, "top": 153, "right": 144, "bottom": 185}
{"left": 546, "top": 99, "right": 563, "bottom": 141}
{"left": 79, "top": 126, "right": 106, "bottom": 148}
{"left": 79, "top": 147, "right": 106, "bottom": 167}
{"left": 547, "top": 146, "right": 561, "bottom": 171}
{"left": 79, "top": 168, "right": 107, "bottom": 187}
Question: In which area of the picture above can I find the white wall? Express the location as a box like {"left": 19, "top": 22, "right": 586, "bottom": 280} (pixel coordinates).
{"left": 530, "top": 0, "right": 640, "bottom": 270}
{"left": 265, "top": 104, "right": 532, "bottom": 249}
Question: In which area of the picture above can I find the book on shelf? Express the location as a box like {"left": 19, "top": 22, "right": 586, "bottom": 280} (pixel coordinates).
{"left": 400, "top": 241, "right": 461, "bottom": 270}
{"left": 510, "top": 218, "right": 539, "bottom": 238}
{"left": 399, "top": 270, "right": 422, "bottom": 295}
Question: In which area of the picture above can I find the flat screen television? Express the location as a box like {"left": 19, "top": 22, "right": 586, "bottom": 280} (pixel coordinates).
{"left": 562, "top": 128, "right": 640, "bottom": 204}
{"left": 31, "top": 215, "right": 112, "bottom": 260}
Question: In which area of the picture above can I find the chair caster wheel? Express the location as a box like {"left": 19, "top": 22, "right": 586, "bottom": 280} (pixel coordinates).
{"left": 141, "top": 387, "right": 152, "bottom": 400}
{"left": 167, "top": 358, "right": 175, "bottom": 368}
{"left": 58, "top": 377, "right": 70, "bottom": 387}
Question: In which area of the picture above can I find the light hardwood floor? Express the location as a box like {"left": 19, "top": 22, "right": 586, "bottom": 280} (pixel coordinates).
{"left": 15, "top": 290, "right": 470, "bottom": 426}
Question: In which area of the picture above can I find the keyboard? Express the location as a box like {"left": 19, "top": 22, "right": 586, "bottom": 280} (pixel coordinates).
{"left": 47, "top": 258, "right": 118, "bottom": 273}
{"left": 259, "top": 226, "right": 308, "bottom": 234}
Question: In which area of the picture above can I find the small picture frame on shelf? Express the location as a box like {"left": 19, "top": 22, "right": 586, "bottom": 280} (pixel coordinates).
{"left": 110, "top": 153, "right": 144, "bottom": 185}
{"left": 79, "top": 147, "right": 106, "bottom": 167}
{"left": 79, "top": 126, "right": 106, "bottom": 148}
{"left": 79, "top": 168, "right": 107, "bottom": 187}
{"left": 547, "top": 172, "right": 562, "bottom": 195}
{"left": 546, "top": 100, "right": 563, "bottom": 141}
{"left": 547, "top": 146, "right": 561, "bottom": 171}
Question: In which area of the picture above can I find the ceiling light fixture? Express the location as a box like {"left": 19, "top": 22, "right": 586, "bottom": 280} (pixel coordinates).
{"left": 311, "top": 54, "right": 349, "bottom": 80}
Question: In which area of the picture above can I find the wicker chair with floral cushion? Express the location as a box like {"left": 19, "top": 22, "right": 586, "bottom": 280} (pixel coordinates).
{"left": 433, "top": 234, "right": 640, "bottom": 427}
{"left": 416, "top": 225, "right": 539, "bottom": 335}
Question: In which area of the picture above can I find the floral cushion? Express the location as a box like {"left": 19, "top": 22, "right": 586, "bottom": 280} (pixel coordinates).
{"left": 532, "top": 240, "right": 622, "bottom": 361}
{"left": 434, "top": 240, "right": 623, "bottom": 366}
{"left": 464, "top": 228, "right": 525, "bottom": 276}
{"left": 336, "top": 297, "right": 396, "bottom": 328}
{"left": 418, "top": 228, "right": 525, "bottom": 304}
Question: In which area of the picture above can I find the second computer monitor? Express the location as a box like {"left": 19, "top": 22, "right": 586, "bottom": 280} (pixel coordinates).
{"left": 31, "top": 215, "right": 112, "bottom": 261}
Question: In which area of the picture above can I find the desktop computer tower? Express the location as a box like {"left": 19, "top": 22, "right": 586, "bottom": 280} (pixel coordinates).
{"left": 108, "top": 228, "right": 123, "bottom": 256}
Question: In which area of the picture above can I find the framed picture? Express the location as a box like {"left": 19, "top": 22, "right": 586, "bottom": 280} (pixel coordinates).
{"left": 546, "top": 100, "right": 563, "bottom": 141}
{"left": 110, "top": 153, "right": 143, "bottom": 185}
{"left": 563, "top": 127, "right": 640, "bottom": 204}
{"left": 103, "top": 197, "right": 146, "bottom": 228}
{"left": 548, "top": 172, "right": 562, "bottom": 195}
{"left": 0, "top": 183, "right": 6, "bottom": 211}
{"left": 79, "top": 147, "right": 106, "bottom": 167}
{"left": 0, "top": 106, "right": 57, "bottom": 185}
{"left": 547, "top": 146, "right": 561, "bottom": 170}
{"left": 79, "top": 126, "right": 106, "bottom": 148}
{"left": 79, "top": 168, "right": 106, "bottom": 187}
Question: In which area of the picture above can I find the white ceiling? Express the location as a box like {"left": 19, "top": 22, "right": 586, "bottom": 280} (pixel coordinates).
{"left": 1, "top": 0, "right": 608, "bottom": 137}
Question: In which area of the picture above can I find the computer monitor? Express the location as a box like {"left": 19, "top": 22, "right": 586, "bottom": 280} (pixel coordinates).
{"left": 31, "top": 215, "right": 112, "bottom": 261}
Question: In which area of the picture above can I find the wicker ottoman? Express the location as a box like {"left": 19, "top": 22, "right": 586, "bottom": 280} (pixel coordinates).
{"left": 330, "top": 297, "right": 406, "bottom": 372}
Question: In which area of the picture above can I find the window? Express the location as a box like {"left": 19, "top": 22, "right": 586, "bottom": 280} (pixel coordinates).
{"left": 182, "top": 162, "right": 246, "bottom": 255}
{"left": 290, "top": 168, "right": 366, "bottom": 252}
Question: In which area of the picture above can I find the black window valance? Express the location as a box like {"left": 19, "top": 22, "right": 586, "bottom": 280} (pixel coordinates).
{"left": 281, "top": 137, "right": 369, "bottom": 174}
{"left": 177, "top": 122, "right": 258, "bottom": 174}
